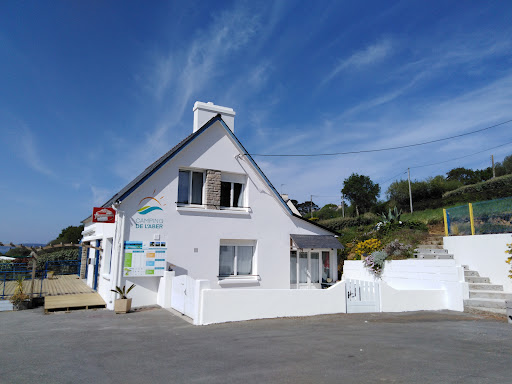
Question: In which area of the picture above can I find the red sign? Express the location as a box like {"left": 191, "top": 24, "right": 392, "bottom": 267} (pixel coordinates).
{"left": 92, "top": 207, "right": 116, "bottom": 223}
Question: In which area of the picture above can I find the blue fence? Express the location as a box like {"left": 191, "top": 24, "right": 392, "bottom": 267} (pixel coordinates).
{"left": 0, "top": 259, "right": 81, "bottom": 299}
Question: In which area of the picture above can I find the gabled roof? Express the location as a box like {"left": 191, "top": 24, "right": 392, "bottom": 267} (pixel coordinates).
{"left": 83, "top": 115, "right": 295, "bottom": 221}
{"left": 290, "top": 234, "right": 343, "bottom": 249}
{"left": 82, "top": 115, "right": 337, "bottom": 235}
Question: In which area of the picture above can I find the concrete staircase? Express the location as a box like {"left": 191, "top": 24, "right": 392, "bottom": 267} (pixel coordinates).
{"left": 414, "top": 235, "right": 454, "bottom": 259}
{"left": 463, "top": 266, "right": 512, "bottom": 314}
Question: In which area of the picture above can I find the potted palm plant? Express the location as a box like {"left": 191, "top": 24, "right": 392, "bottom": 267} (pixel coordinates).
{"left": 10, "top": 276, "right": 31, "bottom": 310}
{"left": 111, "top": 283, "right": 136, "bottom": 314}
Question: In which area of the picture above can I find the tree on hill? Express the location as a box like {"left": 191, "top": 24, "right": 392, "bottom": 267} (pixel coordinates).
{"left": 342, "top": 174, "right": 380, "bottom": 215}
{"left": 315, "top": 204, "right": 341, "bottom": 220}
{"left": 5, "top": 247, "right": 32, "bottom": 258}
{"left": 296, "top": 201, "right": 319, "bottom": 217}
{"left": 48, "top": 225, "right": 84, "bottom": 245}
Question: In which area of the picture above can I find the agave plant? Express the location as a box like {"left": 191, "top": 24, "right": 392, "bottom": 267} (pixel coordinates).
{"left": 381, "top": 206, "right": 402, "bottom": 224}
{"left": 111, "top": 284, "right": 136, "bottom": 299}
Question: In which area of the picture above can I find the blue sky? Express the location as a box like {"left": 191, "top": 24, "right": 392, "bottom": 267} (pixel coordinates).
{"left": 1, "top": 1, "right": 512, "bottom": 243}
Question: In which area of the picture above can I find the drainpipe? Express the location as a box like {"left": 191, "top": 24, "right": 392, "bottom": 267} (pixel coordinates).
{"left": 111, "top": 201, "right": 125, "bottom": 305}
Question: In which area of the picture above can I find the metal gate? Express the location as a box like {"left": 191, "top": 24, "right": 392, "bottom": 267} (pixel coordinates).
{"left": 171, "top": 275, "right": 196, "bottom": 319}
{"left": 346, "top": 279, "right": 380, "bottom": 313}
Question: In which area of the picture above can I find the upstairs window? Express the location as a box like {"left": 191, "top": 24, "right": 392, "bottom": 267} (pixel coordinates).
{"left": 220, "top": 182, "right": 244, "bottom": 208}
{"left": 178, "top": 170, "right": 204, "bottom": 205}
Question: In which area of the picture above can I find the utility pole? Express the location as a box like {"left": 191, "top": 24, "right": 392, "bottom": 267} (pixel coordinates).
{"left": 341, "top": 193, "right": 345, "bottom": 218}
{"left": 408, "top": 168, "right": 413, "bottom": 214}
{"left": 491, "top": 155, "right": 496, "bottom": 178}
{"left": 310, "top": 194, "right": 313, "bottom": 218}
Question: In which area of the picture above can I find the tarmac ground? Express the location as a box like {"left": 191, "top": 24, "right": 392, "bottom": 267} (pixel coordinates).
{"left": 1, "top": 306, "right": 511, "bottom": 384}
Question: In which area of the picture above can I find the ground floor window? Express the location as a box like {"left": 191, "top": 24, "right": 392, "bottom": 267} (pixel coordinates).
{"left": 219, "top": 244, "right": 254, "bottom": 276}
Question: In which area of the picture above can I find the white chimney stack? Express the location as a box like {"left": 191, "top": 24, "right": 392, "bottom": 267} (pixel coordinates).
{"left": 193, "top": 101, "right": 236, "bottom": 133}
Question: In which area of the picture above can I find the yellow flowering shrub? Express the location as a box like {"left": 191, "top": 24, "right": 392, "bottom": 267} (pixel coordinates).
{"left": 506, "top": 243, "right": 512, "bottom": 279}
{"left": 354, "top": 238, "right": 382, "bottom": 258}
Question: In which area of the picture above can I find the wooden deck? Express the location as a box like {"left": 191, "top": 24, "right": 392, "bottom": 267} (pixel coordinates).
{"left": 1, "top": 274, "right": 107, "bottom": 313}
{"left": 44, "top": 293, "right": 106, "bottom": 313}
{"left": 1, "top": 274, "right": 95, "bottom": 297}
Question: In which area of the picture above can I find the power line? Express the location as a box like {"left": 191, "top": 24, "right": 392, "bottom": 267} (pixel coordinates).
{"left": 247, "top": 119, "right": 512, "bottom": 157}
{"left": 372, "top": 139, "right": 512, "bottom": 190}
{"left": 410, "top": 139, "right": 512, "bottom": 169}
{"left": 379, "top": 171, "right": 407, "bottom": 186}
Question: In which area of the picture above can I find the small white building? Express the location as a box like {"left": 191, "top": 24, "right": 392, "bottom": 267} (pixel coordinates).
{"left": 81, "top": 102, "right": 342, "bottom": 310}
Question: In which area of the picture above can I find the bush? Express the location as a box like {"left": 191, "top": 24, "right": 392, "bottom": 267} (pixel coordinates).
{"left": 384, "top": 239, "right": 412, "bottom": 259}
{"left": 36, "top": 249, "right": 80, "bottom": 273}
{"left": 354, "top": 238, "right": 382, "bottom": 258}
{"left": 443, "top": 174, "right": 512, "bottom": 204}
{"left": 363, "top": 250, "right": 388, "bottom": 276}
{"left": 318, "top": 213, "right": 379, "bottom": 232}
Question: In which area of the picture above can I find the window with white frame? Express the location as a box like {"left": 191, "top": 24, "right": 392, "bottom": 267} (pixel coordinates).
{"left": 220, "top": 173, "right": 246, "bottom": 208}
{"left": 219, "top": 243, "right": 254, "bottom": 276}
{"left": 178, "top": 170, "right": 204, "bottom": 205}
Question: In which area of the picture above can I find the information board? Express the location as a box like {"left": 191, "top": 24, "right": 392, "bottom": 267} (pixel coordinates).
{"left": 123, "top": 241, "right": 167, "bottom": 277}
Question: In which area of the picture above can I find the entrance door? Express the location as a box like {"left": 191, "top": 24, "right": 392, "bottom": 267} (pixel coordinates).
{"left": 290, "top": 251, "right": 322, "bottom": 289}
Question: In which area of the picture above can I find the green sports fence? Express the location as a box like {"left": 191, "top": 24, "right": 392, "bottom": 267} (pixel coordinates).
{"left": 443, "top": 196, "right": 512, "bottom": 236}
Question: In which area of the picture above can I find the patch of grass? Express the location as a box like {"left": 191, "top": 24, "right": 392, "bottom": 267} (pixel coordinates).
{"left": 402, "top": 208, "right": 444, "bottom": 225}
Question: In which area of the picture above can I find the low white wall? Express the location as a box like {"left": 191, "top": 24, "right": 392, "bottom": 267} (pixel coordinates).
{"left": 444, "top": 234, "right": 512, "bottom": 292}
{"left": 380, "top": 282, "right": 445, "bottom": 312}
{"left": 198, "top": 282, "right": 346, "bottom": 325}
{"left": 343, "top": 259, "right": 466, "bottom": 311}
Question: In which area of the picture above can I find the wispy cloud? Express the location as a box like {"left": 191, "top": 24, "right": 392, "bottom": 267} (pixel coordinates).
{"left": 90, "top": 185, "right": 113, "bottom": 207}
{"left": 322, "top": 38, "right": 393, "bottom": 84}
{"left": 13, "top": 121, "right": 56, "bottom": 178}
{"left": 116, "top": 4, "right": 264, "bottom": 181}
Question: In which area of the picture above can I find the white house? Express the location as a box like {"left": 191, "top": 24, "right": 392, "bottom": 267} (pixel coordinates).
{"left": 81, "top": 102, "right": 342, "bottom": 310}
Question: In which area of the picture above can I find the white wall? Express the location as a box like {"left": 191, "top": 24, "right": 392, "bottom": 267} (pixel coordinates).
{"left": 343, "top": 259, "right": 466, "bottom": 311}
{"left": 82, "top": 221, "right": 117, "bottom": 309}
{"left": 444, "top": 234, "right": 512, "bottom": 292}
{"left": 101, "top": 120, "right": 333, "bottom": 308}
{"left": 198, "top": 281, "right": 346, "bottom": 325}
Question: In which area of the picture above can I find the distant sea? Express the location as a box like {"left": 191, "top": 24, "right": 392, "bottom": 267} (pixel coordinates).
{"left": 0, "top": 243, "right": 46, "bottom": 255}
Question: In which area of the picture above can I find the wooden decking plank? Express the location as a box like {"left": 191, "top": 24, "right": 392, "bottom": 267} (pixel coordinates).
{"left": 44, "top": 293, "right": 106, "bottom": 311}
{"left": 1, "top": 274, "right": 95, "bottom": 300}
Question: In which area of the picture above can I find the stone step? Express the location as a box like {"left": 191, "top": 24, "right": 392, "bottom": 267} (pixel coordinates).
{"left": 464, "top": 270, "right": 480, "bottom": 277}
{"left": 469, "top": 283, "right": 503, "bottom": 291}
{"left": 464, "top": 298, "right": 506, "bottom": 309}
{"left": 465, "top": 276, "right": 490, "bottom": 284}
{"left": 415, "top": 244, "right": 444, "bottom": 250}
{"left": 469, "top": 290, "right": 512, "bottom": 300}
{"left": 415, "top": 254, "right": 454, "bottom": 259}
{"left": 464, "top": 306, "right": 507, "bottom": 315}
{"left": 414, "top": 248, "right": 448, "bottom": 254}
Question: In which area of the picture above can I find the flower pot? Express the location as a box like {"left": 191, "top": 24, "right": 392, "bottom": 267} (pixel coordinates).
{"left": 114, "top": 298, "right": 132, "bottom": 314}
{"left": 14, "top": 300, "right": 31, "bottom": 311}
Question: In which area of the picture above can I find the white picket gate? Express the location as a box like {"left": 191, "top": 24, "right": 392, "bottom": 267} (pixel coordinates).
{"left": 346, "top": 279, "right": 380, "bottom": 313}
{"left": 171, "top": 275, "right": 196, "bottom": 319}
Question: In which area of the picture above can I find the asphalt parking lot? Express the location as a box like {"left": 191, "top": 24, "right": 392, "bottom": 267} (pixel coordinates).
{"left": 1, "top": 307, "right": 511, "bottom": 384}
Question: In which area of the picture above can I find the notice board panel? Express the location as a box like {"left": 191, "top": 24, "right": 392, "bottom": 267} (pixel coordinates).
{"left": 123, "top": 241, "right": 166, "bottom": 277}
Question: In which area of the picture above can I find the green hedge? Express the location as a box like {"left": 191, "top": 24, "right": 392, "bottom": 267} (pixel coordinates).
{"left": 443, "top": 174, "right": 512, "bottom": 204}
{"left": 36, "top": 249, "right": 79, "bottom": 270}
{"left": 318, "top": 213, "right": 380, "bottom": 232}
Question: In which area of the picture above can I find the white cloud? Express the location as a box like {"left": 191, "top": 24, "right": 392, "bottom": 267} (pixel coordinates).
{"left": 15, "top": 122, "right": 56, "bottom": 178}
{"left": 90, "top": 185, "right": 113, "bottom": 207}
{"left": 322, "top": 38, "right": 393, "bottom": 84}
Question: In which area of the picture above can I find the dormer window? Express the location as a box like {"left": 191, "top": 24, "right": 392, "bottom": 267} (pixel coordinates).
{"left": 220, "top": 172, "right": 246, "bottom": 208}
{"left": 220, "top": 182, "right": 244, "bottom": 208}
{"left": 178, "top": 170, "right": 204, "bottom": 205}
